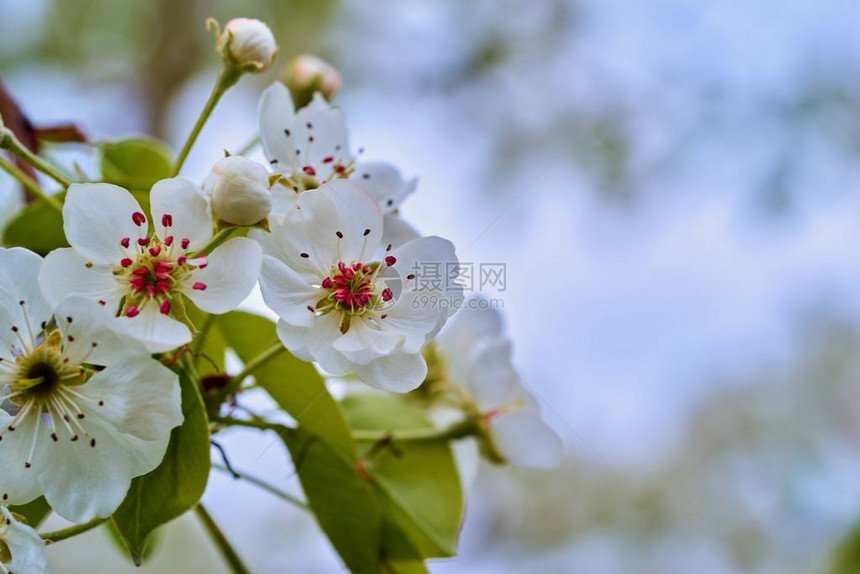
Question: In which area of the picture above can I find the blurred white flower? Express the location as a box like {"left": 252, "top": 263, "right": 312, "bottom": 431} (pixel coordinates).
{"left": 218, "top": 18, "right": 277, "bottom": 72}
{"left": 253, "top": 181, "right": 461, "bottom": 392}
{"left": 435, "top": 296, "right": 563, "bottom": 469}
{"left": 285, "top": 54, "right": 342, "bottom": 101}
{"left": 0, "top": 248, "right": 183, "bottom": 522}
{"left": 258, "top": 82, "right": 420, "bottom": 246}
{"left": 39, "top": 181, "right": 262, "bottom": 352}
{"left": 204, "top": 155, "right": 272, "bottom": 226}
{"left": 0, "top": 506, "right": 48, "bottom": 574}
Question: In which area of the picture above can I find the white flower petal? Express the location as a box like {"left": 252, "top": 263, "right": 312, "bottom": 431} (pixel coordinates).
{"left": 276, "top": 317, "right": 350, "bottom": 375}
{"left": 381, "top": 214, "right": 421, "bottom": 251}
{"left": 314, "top": 180, "right": 383, "bottom": 263}
{"left": 292, "top": 93, "right": 350, "bottom": 170}
{"left": 388, "top": 235, "right": 462, "bottom": 343}
{"left": 491, "top": 409, "right": 564, "bottom": 470}
{"left": 1, "top": 507, "right": 48, "bottom": 574}
{"left": 371, "top": 289, "right": 440, "bottom": 355}
{"left": 259, "top": 255, "right": 319, "bottom": 327}
{"left": 256, "top": 190, "right": 340, "bottom": 278}
{"left": 63, "top": 183, "right": 143, "bottom": 264}
{"left": 0, "top": 410, "right": 44, "bottom": 505}
{"left": 79, "top": 356, "right": 182, "bottom": 443}
{"left": 118, "top": 304, "right": 191, "bottom": 353}
{"left": 150, "top": 177, "right": 213, "bottom": 251}
{"left": 35, "top": 417, "right": 134, "bottom": 522}
{"left": 39, "top": 248, "right": 124, "bottom": 311}
{"left": 183, "top": 237, "right": 261, "bottom": 314}
{"left": 0, "top": 248, "right": 52, "bottom": 360}
{"left": 353, "top": 162, "right": 416, "bottom": 215}
{"left": 269, "top": 181, "right": 300, "bottom": 220}
{"left": 351, "top": 352, "right": 427, "bottom": 393}
{"left": 259, "top": 82, "right": 297, "bottom": 167}
{"left": 332, "top": 317, "right": 402, "bottom": 362}
{"left": 56, "top": 296, "right": 148, "bottom": 367}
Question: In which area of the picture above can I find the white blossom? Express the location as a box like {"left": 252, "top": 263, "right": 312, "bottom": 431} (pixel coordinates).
{"left": 253, "top": 181, "right": 462, "bottom": 392}
{"left": 434, "top": 296, "right": 563, "bottom": 469}
{"left": 39, "top": 181, "right": 262, "bottom": 353}
{"left": 204, "top": 155, "right": 272, "bottom": 226}
{"left": 0, "top": 248, "right": 183, "bottom": 523}
{"left": 0, "top": 506, "right": 48, "bottom": 574}
{"left": 258, "top": 82, "right": 419, "bottom": 246}
{"left": 218, "top": 18, "right": 277, "bottom": 72}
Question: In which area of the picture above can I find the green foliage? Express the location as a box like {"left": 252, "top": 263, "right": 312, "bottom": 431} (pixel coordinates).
{"left": 2, "top": 197, "right": 67, "bottom": 254}
{"left": 830, "top": 522, "right": 860, "bottom": 574}
{"left": 10, "top": 497, "right": 51, "bottom": 528}
{"left": 112, "top": 371, "right": 211, "bottom": 566}
{"left": 342, "top": 394, "right": 465, "bottom": 560}
{"left": 216, "top": 310, "right": 356, "bottom": 459}
{"left": 282, "top": 426, "right": 383, "bottom": 574}
{"left": 100, "top": 138, "right": 173, "bottom": 191}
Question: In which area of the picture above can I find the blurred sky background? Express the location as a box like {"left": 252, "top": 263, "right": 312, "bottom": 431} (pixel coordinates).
{"left": 3, "top": 0, "right": 860, "bottom": 572}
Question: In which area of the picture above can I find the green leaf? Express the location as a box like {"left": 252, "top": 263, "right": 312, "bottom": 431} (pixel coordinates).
{"left": 342, "top": 394, "right": 465, "bottom": 560}
{"left": 217, "top": 311, "right": 356, "bottom": 459}
{"left": 10, "top": 497, "right": 52, "bottom": 528}
{"left": 107, "top": 520, "right": 161, "bottom": 564}
{"left": 100, "top": 138, "right": 173, "bottom": 190}
{"left": 112, "top": 371, "right": 210, "bottom": 565}
{"left": 383, "top": 559, "right": 430, "bottom": 574}
{"left": 831, "top": 522, "right": 860, "bottom": 574}
{"left": 282, "top": 426, "right": 383, "bottom": 574}
{"left": 2, "top": 198, "right": 67, "bottom": 254}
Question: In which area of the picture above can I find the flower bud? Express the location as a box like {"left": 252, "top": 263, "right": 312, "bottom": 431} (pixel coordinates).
{"left": 218, "top": 18, "right": 277, "bottom": 72}
{"left": 204, "top": 156, "right": 273, "bottom": 226}
{"left": 284, "top": 54, "right": 342, "bottom": 107}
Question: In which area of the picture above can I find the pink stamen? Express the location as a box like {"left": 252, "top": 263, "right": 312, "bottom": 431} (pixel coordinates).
{"left": 385, "top": 256, "right": 396, "bottom": 266}
{"left": 322, "top": 156, "right": 334, "bottom": 164}
{"left": 126, "top": 306, "right": 140, "bottom": 318}
{"left": 132, "top": 212, "right": 146, "bottom": 227}
{"left": 120, "top": 237, "right": 131, "bottom": 248}
{"left": 321, "top": 277, "right": 333, "bottom": 288}
{"left": 164, "top": 235, "right": 174, "bottom": 246}
{"left": 192, "top": 282, "right": 207, "bottom": 291}
{"left": 177, "top": 256, "right": 187, "bottom": 266}
{"left": 159, "top": 300, "right": 171, "bottom": 315}
{"left": 138, "top": 237, "right": 150, "bottom": 247}
{"left": 181, "top": 238, "right": 190, "bottom": 249}
{"left": 381, "top": 288, "right": 393, "bottom": 302}
{"left": 121, "top": 258, "right": 133, "bottom": 268}
{"left": 303, "top": 166, "right": 317, "bottom": 176}
{"left": 162, "top": 214, "right": 173, "bottom": 227}
{"left": 149, "top": 245, "right": 161, "bottom": 257}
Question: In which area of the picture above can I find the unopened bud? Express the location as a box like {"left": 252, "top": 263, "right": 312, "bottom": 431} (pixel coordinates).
{"left": 284, "top": 54, "right": 342, "bottom": 109}
{"left": 216, "top": 18, "right": 277, "bottom": 73}
{"left": 204, "top": 156, "right": 272, "bottom": 226}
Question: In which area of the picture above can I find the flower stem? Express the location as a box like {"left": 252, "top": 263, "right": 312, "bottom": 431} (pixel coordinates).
{"left": 352, "top": 418, "right": 479, "bottom": 442}
{"left": 0, "top": 128, "right": 72, "bottom": 189}
{"left": 212, "top": 463, "right": 308, "bottom": 510}
{"left": 196, "top": 226, "right": 239, "bottom": 257}
{"left": 227, "top": 343, "right": 286, "bottom": 392}
{"left": 214, "top": 415, "right": 479, "bottom": 443}
{"left": 0, "top": 154, "right": 63, "bottom": 213}
{"left": 172, "top": 65, "right": 241, "bottom": 177}
{"left": 195, "top": 504, "right": 251, "bottom": 574}
{"left": 40, "top": 516, "right": 108, "bottom": 544}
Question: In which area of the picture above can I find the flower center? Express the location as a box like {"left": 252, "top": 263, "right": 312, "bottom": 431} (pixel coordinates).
{"left": 115, "top": 212, "right": 208, "bottom": 317}
{"left": 311, "top": 258, "right": 396, "bottom": 334}
{"left": 8, "top": 330, "right": 85, "bottom": 403}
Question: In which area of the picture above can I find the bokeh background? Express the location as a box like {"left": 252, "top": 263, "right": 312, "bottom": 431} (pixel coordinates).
{"left": 3, "top": 0, "right": 860, "bottom": 572}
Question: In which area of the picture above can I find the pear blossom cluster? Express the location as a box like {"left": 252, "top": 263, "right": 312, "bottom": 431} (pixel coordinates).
{"left": 0, "top": 15, "right": 564, "bottom": 571}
